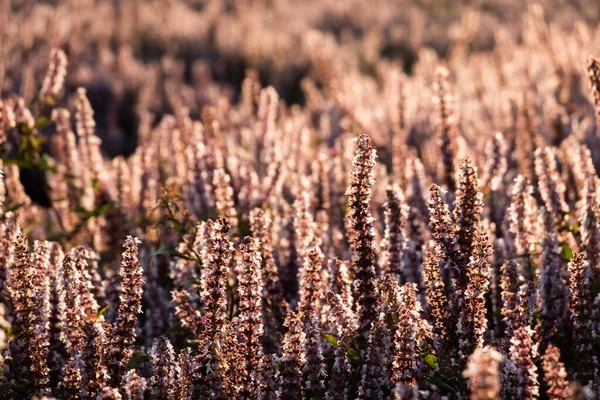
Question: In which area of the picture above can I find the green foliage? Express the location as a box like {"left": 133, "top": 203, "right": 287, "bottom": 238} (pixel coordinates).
{"left": 152, "top": 246, "right": 192, "bottom": 260}
{"left": 323, "top": 333, "right": 338, "bottom": 347}
{"left": 0, "top": 382, "right": 26, "bottom": 396}
{"left": 126, "top": 352, "right": 148, "bottom": 369}
{"left": 560, "top": 243, "right": 574, "bottom": 261}
{"left": 93, "top": 305, "right": 111, "bottom": 323}
{"left": 347, "top": 347, "right": 360, "bottom": 361}
{"left": 34, "top": 116, "right": 52, "bottom": 130}
{"left": 424, "top": 375, "right": 456, "bottom": 392}
{"left": 75, "top": 203, "right": 113, "bottom": 219}
{"left": 423, "top": 353, "right": 438, "bottom": 370}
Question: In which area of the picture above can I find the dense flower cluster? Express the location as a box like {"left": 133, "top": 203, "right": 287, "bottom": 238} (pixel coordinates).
{"left": 1, "top": 1, "right": 600, "bottom": 399}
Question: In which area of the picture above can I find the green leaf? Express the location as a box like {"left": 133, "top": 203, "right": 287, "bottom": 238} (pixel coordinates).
{"left": 187, "top": 277, "right": 202, "bottom": 286}
{"left": 172, "top": 219, "right": 182, "bottom": 231}
{"left": 423, "top": 354, "right": 438, "bottom": 369}
{"left": 591, "top": 281, "right": 600, "bottom": 297}
{"left": 0, "top": 382, "right": 26, "bottom": 394}
{"left": 186, "top": 339, "right": 200, "bottom": 351}
{"left": 172, "top": 193, "right": 185, "bottom": 202}
{"left": 340, "top": 204, "right": 349, "bottom": 217}
{"left": 39, "top": 156, "right": 57, "bottom": 173}
{"left": 558, "top": 220, "right": 580, "bottom": 234}
{"left": 93, "top": 305, "right": 111, "bottom": 323}
{"left": 127, "top": 352, "right": 147, "bottom": 369}
{"left": 155, "top": 217, "right": 183, "bottom": 231}
{"left": 75, "top": 203, "right": 112, "bottom": 219}
{"left": 424, "top": 375, "right": 455, "bottom": 392}
{"left": 16, "top": 122, "right": 33, "bottom": 136}
{"left": 5, "top": 203, "right": 24, "bottom": 213}
{"left": 152, "top": 247, "right": 190, "bottom": 259}
{"left": 94, "top": 203, "right": 112, "bottom": 216}
{"left": 30, "top": 136, "right": 47, "bottom": 149}
{"left": 560, "top": 243, "right": 573, "bottom": 260}
{"left": 323, "top": 334, "right": 338, "bottom": 347}
{"left": 34, "top": 116, "right": 53, "bottom": 129}
{"left": 3, "top": 158, "right": 33, "bottom": 169}
{"left": 347, "top": 348, "right": 360, "bottom": 361}
{"left": 75, "top": 206, "right": 91, "bottom": 215}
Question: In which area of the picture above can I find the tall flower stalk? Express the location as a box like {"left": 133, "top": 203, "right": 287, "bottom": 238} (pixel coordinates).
{"left": 107, "top": 236, "right": 144, "bottom": 386}
{"left": 346, "top": 134, "right": 378, "bottom": 339}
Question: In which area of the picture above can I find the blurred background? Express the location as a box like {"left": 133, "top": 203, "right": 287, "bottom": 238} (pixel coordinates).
{"left": 1, "top": 0, "right": 599, "bottom": 158}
